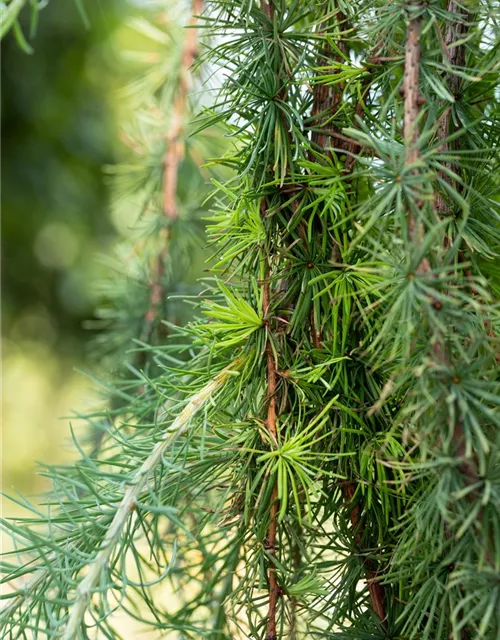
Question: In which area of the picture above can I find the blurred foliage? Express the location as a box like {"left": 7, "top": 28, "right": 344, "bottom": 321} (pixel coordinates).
{"left": 1, "top": 0, "right": 125, "bottom": 356}
{"left": 1, "top": 1, "right": 127, "bottom": 499}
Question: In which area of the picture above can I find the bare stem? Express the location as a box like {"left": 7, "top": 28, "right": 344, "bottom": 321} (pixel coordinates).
{"left": 144, "top": 0, "right": 203, "bottom": 332}
{"left": 403, "top": 2, "right": 434, "bottom": 281}
{"left": 403, "top": 5, "right": 421, "bottom": 166}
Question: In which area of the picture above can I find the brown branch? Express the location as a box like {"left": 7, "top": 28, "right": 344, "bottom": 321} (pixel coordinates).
{"left": 402, "top": 2, "right": 434, "bottom": 280}
{"left": 309, "top": 10, "right": 388, "bottom": 626}
{"left": 163, "top": 0, "right": 202, "bottom": 218}
{"left": 310, "top": 10, "right": 348, "bottom": 154}
{"left": 261, "top": 0, "right": 274, "bottom": 20}
{"left": 260, "top": 4, "right": 280, "bottom": 637}
{"left": 342, "top": 483, "right": 386, "bottom": 621}
{"left": 403, "top": 5, "right": 422, "bottom": 167}
{"left": 259, "top": 5, "right": 286, "bottom": 635}
{"left": 143, "top": 0, "right": 202, "bottom": 334}
{"left": 261, "top": 200, "right": 281, "bottom": 640}
{"left": 435, "top": 1, "right": 468, "bottom": 217}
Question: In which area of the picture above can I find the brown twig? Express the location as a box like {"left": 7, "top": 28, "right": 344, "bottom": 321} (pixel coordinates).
{"left": 402, "top": 1, "right": 434, "bottom": 281}
{"left": 261, "top": 0, "right": 274, "bottom": 21}
{"left": 163, "top": 0, "right": 202, "bottom": 218}
{"left": 342, "top": 483, "right": 386, "bottom": 620}
{"left": 261, "top": 200, "right": 281, "bottom": 640}
{"left": 310, "top": 10, "right": 348, "bottom": 155}
{"left": 435, "top": 1, "right": 468, "bottom": 218}
{"left": 403, "top": 4, "right": 422, "bottom": 167}
{"left": 144, "top": 0, "right": 202, "bottom": 333}
{"left": 258, "top": 4, "right": 285, "bottom": 636}
{"left": 310, "top": 8, "right": 388, "bottom": 625}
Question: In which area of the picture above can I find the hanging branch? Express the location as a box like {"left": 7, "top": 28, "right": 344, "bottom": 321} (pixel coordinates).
{"left": 312, "top": 8, "right": 388, "bottom": 624}
{"left": 259, "top": 3, "right": 282, "bottom": 637}
{"left": 262, "top": 253, "right": 280, "bottom": 640}
{"left": 144, "top": 0, "right": 203, "bottom": 332}
{"left": 433, "top": 4, "right": 488, "bottom": 512}
{"left": 412, "top": 2, "right": 480, "bottom": 481}
{"left": 435, "top": 1, "right": 468, "bottom": 218}
{"left": 90, "top": 0, "right": 205, "bottom": 457}
{"left": 342, "top": 483, "right": 386, "bottom": 620}
{"left": 259, "top": 4, "right": 280, "bottom": 635}
{"left": 0, "top": 358, "right": 243, "bottom": 638}
{"left": 60, "top": 359, "right": 241, "bottom": 640}
{"left": 310, "top": 6, "right": 349, "bottom": 155}
{"left": 403, "top": 2, "right": 422, "bottom": 167}
{"left": 398, "top": 2, "right": 498, "bottom": 619}
{"left": 404, "top": 0, "right": 492, "bottom": 563}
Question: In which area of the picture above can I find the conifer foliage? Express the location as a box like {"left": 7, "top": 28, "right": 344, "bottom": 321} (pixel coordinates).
{"left": 2, "top": 1, "right": 500, "bottom": 639}
{"left": 1, "top": 0, "right": 90, "bottom": 52}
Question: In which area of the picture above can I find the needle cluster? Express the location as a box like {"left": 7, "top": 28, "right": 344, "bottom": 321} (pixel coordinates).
{"left": 2, "top": 1, "right": 500, "bottom": 639}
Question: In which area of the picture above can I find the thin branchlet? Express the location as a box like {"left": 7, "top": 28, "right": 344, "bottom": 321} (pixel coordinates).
{"left": 145, "top": 0, "right": 203, "bottom": 332}
{"left": 403, "top": 2, "right": 422, "bottom": 165}
{"left": 313, "top": 9, "right": 388, "bottom": 621}
{"left": 62, "top": 359, "right": 242, "bottom": 640}
{"left": 259, "top": 4, "right": 281, "bottom": 635}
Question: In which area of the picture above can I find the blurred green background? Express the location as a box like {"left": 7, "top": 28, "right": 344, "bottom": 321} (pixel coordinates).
{"left": 2, "top": 0, "right": 128, "bottom": 495}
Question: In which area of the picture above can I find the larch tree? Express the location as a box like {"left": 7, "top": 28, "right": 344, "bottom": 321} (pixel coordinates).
{"left": 1, "top": 1, "right": 500, "bottom": 639}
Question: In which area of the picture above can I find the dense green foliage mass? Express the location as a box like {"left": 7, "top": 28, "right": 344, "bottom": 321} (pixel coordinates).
{"left": 1, "top": 1, "right": 500, "bottom": 639}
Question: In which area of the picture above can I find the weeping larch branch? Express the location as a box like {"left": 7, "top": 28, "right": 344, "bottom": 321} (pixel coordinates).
{"left": 262, "top": 245, "right": 281, "bottom": 640}
{"left": 259, "top": 2, "right": 281, "bottom": 636}
{"left": 144, "top": 0, "right": 202, "bottom": 331}
{"left": 403, "top": 0, "right": 491, "bottom": 577}
{"left": 315, "top": 5, "right": 388, "bottom": 625}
